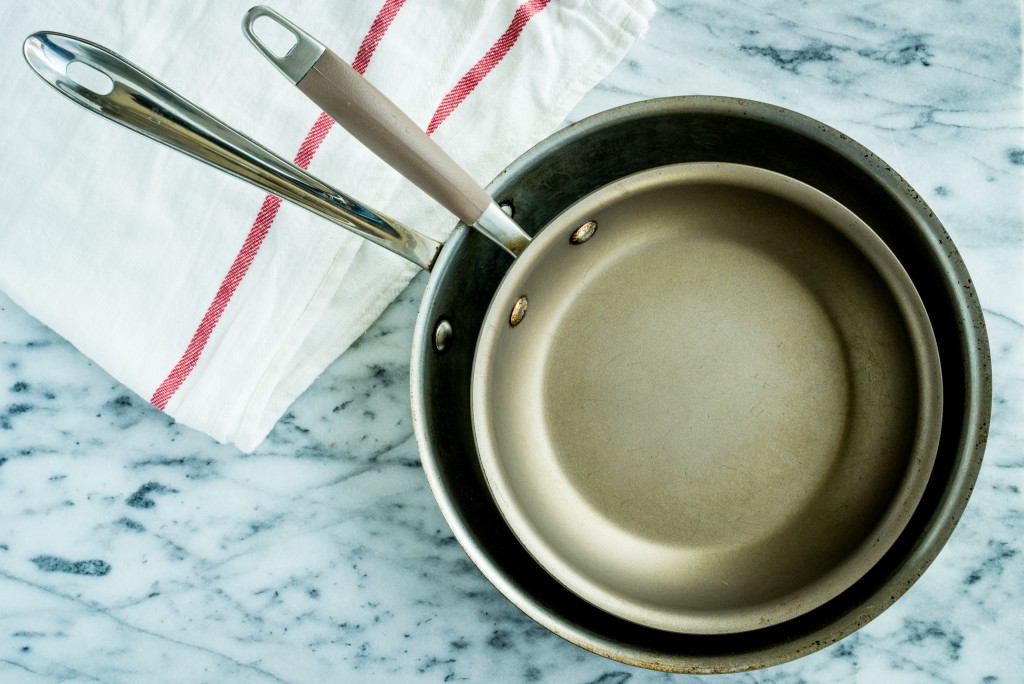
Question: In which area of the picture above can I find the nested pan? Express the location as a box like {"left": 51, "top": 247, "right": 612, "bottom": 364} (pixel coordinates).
{"left": 240, "top": 8, "right": 941, "bottom": 634}
{"left": 24, "top": 6, "right": 989, "bottom": 673}
{"left": 415, "top": 101, "right": 987, "bottom": 671}
{"left": 471, "top": 163, "right": 941, "bottom": 633}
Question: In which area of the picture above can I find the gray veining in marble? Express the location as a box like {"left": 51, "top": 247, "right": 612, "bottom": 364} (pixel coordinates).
{"left": 2, "top": 0, "right": 1022, "bottom": 682}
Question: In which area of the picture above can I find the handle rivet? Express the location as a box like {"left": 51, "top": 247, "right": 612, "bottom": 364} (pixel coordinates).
{"left": 570, "top": 220, "right": 598, "bottom": 245}
{"left": 510, "top": 296, "right": 529, "bottom": 327}
{"left": 433, "top": 318, "right": 453, "bottom": 352}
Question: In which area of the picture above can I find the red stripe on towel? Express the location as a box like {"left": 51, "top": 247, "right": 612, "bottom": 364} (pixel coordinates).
{"left": 150, "top": 0, "right": 407, "bottom": 410}
{"left": 352, "top": 0, "right": 407, "bottom": 75}
{"left": 426, "top": 0, "right": 550, "bottom": 135}
{"left": 151, "top": 0, "right": 548, "bottom": 412}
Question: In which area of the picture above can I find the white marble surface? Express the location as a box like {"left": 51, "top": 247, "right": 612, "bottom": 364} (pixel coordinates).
{"left": 1, "top": 1, "right": 1021, "bottom": 682}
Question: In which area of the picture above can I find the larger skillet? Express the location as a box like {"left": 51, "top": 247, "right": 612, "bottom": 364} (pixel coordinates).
{"left": 24, "top": 11, "right": 989, "bottom": 674}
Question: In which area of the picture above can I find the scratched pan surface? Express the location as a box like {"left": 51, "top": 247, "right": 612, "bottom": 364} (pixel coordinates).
{"left": 471, "top": 161, "right": 941, "bottom": 634}
{"left": 412, "top": 97, "right": 990, "bottom": 672}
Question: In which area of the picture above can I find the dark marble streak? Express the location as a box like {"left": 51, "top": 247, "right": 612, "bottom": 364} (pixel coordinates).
{"left": 125, "top": 482, "right": 179, "bottom": 509}
{"left": 739, "top": 33, "right": 933, "bottom": 73}
{"left": 30, "top": 556, "right": 111, "bottom": 577}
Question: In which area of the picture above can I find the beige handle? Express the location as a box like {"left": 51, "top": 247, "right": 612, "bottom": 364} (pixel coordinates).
{"left": 299, "top": 48, "right": 491, "bottom": 226}
{"left": 243, "top": 5, "right": 530, "bottom": 256}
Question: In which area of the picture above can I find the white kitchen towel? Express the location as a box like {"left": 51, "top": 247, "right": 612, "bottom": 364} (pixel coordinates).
{"left": 0, "top": 0, "right": 654, "bottom": 451}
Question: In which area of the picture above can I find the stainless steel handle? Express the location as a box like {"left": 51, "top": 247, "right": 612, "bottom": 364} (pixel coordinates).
{"left": 243, "top": 6, "right": 531, "bottom": 258}
{"left": 22, "top": 31, "right": 442, "bottom": 271}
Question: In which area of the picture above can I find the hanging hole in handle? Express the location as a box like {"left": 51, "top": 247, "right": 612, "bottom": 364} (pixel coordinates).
{"left": 66, "top": 61, "right": 114, "bottom": 95}
{"left": 250, "top": 14, "right": 299, "bottom": 58}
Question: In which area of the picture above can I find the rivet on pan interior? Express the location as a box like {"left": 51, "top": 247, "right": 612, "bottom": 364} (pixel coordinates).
{"left": 510, "top": 296, "right": 528, "bottom": 327}
{"left": 433, "top": 318, "right": 453, "bottom": 352}
{"left": 570, "top": 220, "right": 597, "bottom": 245}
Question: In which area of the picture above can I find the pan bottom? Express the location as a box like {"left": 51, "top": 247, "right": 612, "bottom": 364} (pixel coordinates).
{"left": 472, "top": 163, "right": 941, "bottom": 633}
{"left": 542, "top": 234, "right": 848, "bottom": 548}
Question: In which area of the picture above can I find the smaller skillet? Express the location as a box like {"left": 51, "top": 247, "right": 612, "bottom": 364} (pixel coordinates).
{"left": 472, "top": 162, "right": 941, "bottom": 632}
{"left": 242, "top": 7, "right": 942, "bottom": 633}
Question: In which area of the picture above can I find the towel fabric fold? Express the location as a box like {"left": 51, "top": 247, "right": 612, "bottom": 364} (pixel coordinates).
{"left": 0, "top": 0, "right": 654, "bottom": 450}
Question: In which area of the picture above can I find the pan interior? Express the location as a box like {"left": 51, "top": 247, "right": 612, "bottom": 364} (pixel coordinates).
{"left": 471, "top": 163, "right": 941, "bottom": 634}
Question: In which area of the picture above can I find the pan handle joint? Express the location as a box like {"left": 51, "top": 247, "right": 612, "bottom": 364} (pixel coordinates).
{"left": 242, "top": 5, "right": 325, "bottom": 85}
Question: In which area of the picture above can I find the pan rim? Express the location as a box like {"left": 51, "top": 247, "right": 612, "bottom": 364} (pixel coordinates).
{"left": 410, "top": 96, "right": 991, "bottom": 673}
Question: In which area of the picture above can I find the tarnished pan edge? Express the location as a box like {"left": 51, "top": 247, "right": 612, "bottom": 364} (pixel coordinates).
{"left": 410, "top": 96, "right": 992, "bottom": 673}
